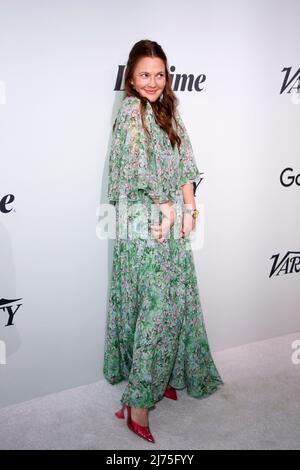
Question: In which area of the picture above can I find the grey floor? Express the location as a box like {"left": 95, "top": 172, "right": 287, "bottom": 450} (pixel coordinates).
{"left": 0, "top": 331, "right": 299, "bottom": 450}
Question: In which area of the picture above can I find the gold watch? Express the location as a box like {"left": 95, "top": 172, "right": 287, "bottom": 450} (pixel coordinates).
{"left": 184, "top": 208, "right": 199, "bottom": 219}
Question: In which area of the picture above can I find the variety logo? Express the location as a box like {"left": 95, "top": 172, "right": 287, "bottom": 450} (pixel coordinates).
{"left": 0, "top": 80, "right": 5, "bottom": 105}
{"left": 0, "top": 340, "right": 6, "bottom": 365}
{"left": 280, "top": 66, "right": 300, "bottom": 94}
{"left": 0, "top": 297, "right": 23, "bottom": 326}
{"left": 280, "top": 168, "right": 300, "bottom": 187}
{"left": 114, "top": 65, "right": 206, "bottom": 92}
{"left": 0, "top": 193, "right": 15, "bottom": 213}
{"left": 269, "top": 252, "right": 300, "bottom": 277}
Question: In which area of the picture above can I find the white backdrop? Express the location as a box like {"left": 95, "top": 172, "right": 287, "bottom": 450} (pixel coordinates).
{"left": 0, "top": 0, "right": 299, "bottom": 408}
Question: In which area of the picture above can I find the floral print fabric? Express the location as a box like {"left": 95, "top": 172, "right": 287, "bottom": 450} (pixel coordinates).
{"left": 103, "top": 95, "right": 224, "bottom": 408}
{"left": 107, "top": 96, "right": 201, "bottom": 205}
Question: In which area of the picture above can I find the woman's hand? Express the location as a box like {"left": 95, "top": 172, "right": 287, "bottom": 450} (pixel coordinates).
{"left": 181, "top": 182, "right": 197, "bottom": 238}
{"left": 151, "top": 213, "right": 175, "bottom": 244}
{"left": 180, "top": 213, "right": 195, "bottom": 239}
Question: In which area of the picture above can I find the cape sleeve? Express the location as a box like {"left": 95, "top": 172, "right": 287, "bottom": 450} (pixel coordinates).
{"left": 107, "top": 98, "right": 177, "bottom": 205}
{"left": 107, "top": 100, "right": 149, "bottom": 205}
{"left": 174, "top": 108, "right": 201, "bottom": 193}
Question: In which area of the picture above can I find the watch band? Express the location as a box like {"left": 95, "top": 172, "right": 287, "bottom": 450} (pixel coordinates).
{"left": 183, "top": 208, "right": 199, "bottom": 219}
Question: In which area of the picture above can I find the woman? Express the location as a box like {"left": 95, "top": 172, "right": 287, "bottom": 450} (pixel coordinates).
{"left": 103, "top": 40, "right": 224, "bottom": 444}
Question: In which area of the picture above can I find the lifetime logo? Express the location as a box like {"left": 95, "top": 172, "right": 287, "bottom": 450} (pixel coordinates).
{"left": 0, "top": 298, "right": 23, "bottom": 326}
{"left": 114, "top": 65, "right": 206, "bottom": 92}
{"left": 0, "top": 194, "right": 15, "bottom": 213}
{"left": 269, "top": 252, "right": 300, "bottom": 278}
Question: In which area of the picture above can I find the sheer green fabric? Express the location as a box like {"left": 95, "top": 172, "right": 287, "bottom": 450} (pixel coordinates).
{"left": 107, "top": 96, "right": 201, "bottom": 205}
{"left": 103, "top": 96, "right": 224, "bottom": 408}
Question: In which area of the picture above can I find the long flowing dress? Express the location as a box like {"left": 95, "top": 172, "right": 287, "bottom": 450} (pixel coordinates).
{"left": 103, "top": 95, "right": 224, "bottom": 408}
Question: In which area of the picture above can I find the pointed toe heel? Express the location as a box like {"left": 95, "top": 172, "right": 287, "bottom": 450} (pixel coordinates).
{"left": 115, "top": 404, "right": 155, "bottom": 443}
{"left": 115, "top": 404, "right": 125, "bottom": 419}
{"left": 126, "top": 406, "right": 155, "bottom": 443}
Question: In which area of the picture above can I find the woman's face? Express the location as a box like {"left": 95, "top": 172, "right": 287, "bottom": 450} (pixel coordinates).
{"left": 130, "top": 56, "right": 166, "bottom": 102}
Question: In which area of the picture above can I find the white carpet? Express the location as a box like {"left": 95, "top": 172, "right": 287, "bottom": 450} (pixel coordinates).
{"left": 0, "top": 331, "right": 299, "bottom": 450}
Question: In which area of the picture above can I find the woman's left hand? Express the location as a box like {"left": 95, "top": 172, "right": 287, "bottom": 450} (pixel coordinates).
{"left": 180, "top": 213, "right": 195, "bottom": 238}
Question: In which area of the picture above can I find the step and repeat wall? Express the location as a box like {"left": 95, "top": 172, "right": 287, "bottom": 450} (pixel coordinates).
{"left": 0, "top": 0, "right": 299, "bottom": 407}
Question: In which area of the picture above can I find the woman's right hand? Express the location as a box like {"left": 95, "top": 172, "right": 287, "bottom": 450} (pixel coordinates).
{"left": 150, "top": 212, "right": 175, "bottom": 244}
{"left": 150, "top": 200, "right": 175, "bottom": 243}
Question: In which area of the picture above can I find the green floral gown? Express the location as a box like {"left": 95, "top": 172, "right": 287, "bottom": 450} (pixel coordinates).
{"left": 103, "top": 95, "right": 224, "bottom": 408}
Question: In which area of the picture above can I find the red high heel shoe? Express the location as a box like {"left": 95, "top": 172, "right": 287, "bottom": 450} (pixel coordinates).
{"left": 115, "top": 404, "right": 155, "bottom": 444}
{"left": 163, "top": 386, "right": 178, "bottom": 400}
